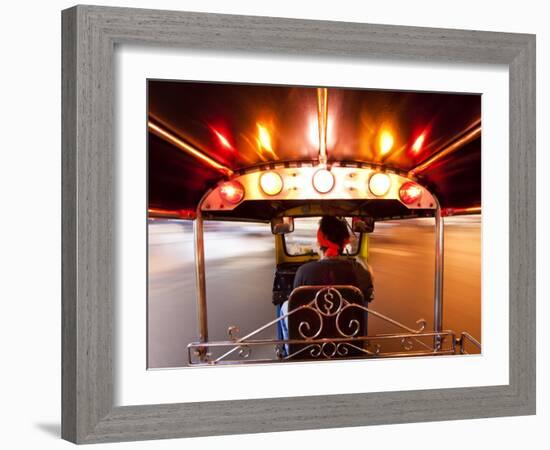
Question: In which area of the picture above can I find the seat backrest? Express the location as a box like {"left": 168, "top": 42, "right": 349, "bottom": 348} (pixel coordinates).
{"left": 286, "top": 285, "right": 367, "bottom": 360}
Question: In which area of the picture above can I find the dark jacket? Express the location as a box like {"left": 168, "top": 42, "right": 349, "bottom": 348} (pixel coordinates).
{"left": 293, "top": 258, "right": 374, "bottom": 302}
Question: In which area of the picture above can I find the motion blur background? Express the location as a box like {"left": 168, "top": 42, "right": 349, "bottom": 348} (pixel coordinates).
{"left": 148, "top": 215, "right": 481, "bottom": 367}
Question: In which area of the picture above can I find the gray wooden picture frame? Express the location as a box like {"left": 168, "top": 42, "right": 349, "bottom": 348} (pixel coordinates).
{"left": 61, "top": 4, "right": 536, "bottom": 444}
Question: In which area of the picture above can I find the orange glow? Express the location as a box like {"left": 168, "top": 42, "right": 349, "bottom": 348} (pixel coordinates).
{"left": 148, "top": 208, "right": 196, "bottom": 219}
{"left": 317, "top": 87, "right": 329, "bottom": 163}
{"left": 308, "top": 115, "right": 336, "bottom": 150}
{"left": 444, "top": 206, "right": 482, "bottom": 216}
{"left": 379, "top": 130, "right": 394, "bottom": 155}
{"left": 256, "top": 123, "right": 278, "bottom": 159}
{"left": 412, "top": 132, "right": 426, "bottom": 154}
{"left": 463, "top": 206, "right": 481, "bottom": 213}
{"left": 240, "top": 133, "right": 267, "bottom": 162}
{"left": 148, "top": 121, "right": 233, "bottom": 176}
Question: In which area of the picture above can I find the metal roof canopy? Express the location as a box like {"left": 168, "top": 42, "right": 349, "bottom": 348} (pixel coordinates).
{"left": 148, "top": 80, "right": 481, "bottom": 220}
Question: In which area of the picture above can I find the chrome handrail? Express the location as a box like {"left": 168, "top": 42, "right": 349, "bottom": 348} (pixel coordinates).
{"left": 187, "top": 331, "right": 457, "bottom": 365}
{"left": 459, "top": 331, "right": 482, "bottom": 354}
{"left": 186, "top": 285, "right": 472, "bottom": 365}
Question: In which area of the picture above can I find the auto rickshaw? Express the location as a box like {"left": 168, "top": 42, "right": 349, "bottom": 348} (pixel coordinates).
{"left": 148, "top": 84, "right": 482, "bottom": 365}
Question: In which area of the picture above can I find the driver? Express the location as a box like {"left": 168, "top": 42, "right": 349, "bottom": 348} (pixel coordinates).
{"left": 278, "top": 216, "right": 374, "bottom": 347}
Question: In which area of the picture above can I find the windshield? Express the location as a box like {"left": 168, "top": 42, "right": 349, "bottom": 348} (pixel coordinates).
{"left": 283, "top": 217, "right": 361, "bottom": 256}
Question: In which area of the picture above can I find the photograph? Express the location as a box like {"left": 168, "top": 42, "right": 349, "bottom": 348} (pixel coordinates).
{"left": 147, "top": 81, "right": 482, "bottom": 368}
{"left": 1, "top": 0, "right": 540, "bottom": 447}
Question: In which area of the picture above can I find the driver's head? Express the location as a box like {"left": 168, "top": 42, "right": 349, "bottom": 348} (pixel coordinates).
{"left": 317, "top": 216, "right": 350, "bottom": 256}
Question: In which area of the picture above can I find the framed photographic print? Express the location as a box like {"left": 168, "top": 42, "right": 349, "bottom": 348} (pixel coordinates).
{"left": 62, "top": 4, "right": 536, "bottom": 444}
{"left": 147, "top": 81, "right": 483, "bottom": 369}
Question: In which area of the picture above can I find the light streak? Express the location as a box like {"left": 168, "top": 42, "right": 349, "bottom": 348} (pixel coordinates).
{"left": 379, "top": 130, "right": 394, "bottom": 155}
{"left": 148, "top": 121, "right": 233, "bottom": 176}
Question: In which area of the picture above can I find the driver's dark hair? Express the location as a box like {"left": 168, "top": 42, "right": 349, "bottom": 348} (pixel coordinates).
{"left": 318, "top": 216, "right": 350, "bottom": 249}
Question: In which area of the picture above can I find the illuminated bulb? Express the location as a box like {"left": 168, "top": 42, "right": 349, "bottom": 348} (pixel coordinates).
{"left": 379, "top": 131, "right": 394, "bottom": 155}
{"left": 259, "top": 171, "right": 283, "bottom": 196}
{"left": 312, "top": 169, "right": 335, "bottom": 194}
{"left": 219, "top": 180, "right": 245, "bottom": 204}
{"left": 369, "top": 172, "right": 392, "bottom": 197}
{"left": 399, "top": 182, "right": 423, "bottom": 205}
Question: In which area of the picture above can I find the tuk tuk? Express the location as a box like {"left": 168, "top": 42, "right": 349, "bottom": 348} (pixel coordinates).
{"left": 148, "top": 84, "right": 482, "bottom": 365}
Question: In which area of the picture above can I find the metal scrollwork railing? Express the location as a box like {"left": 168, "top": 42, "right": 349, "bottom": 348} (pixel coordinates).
{"left": 187, "top": 285, "right": 473, "bottom": 365}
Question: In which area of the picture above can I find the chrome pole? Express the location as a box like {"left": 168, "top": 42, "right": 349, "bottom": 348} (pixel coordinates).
{"left": 194, "top": 209, "right": 209, "bottom": 357}
{"left": 434, "top": 199, "right": 444, "bottom": 350}
{"left": 316, "top": 87, "right": 328, "bottom": 165}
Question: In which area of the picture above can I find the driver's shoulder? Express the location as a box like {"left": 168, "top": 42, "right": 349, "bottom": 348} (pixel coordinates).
{"left": 297, "top": 260, "right": 323, "bottom": 273}
{"left": 297, "top": 260, "right": 330, "bottom": 279}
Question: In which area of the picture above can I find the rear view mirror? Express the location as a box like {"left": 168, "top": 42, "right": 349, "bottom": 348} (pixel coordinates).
{"left": 271, "top": 217, "right": 295, "bottom": 235}
{"left": 352, "top": 216, "right": 375, "bottom": 233}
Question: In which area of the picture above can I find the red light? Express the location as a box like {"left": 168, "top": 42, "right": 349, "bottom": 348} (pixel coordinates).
{"left": 399, "top": 182, "right": 423, "bottom": 205}
{"left": 412, "top": 133, "right": 425, "bottom": 154}
{"left": 213, "top": 129, "right": 232, "bottom": 149}
{"left": 219, "top": 180, "right": 245, "bottom": 204}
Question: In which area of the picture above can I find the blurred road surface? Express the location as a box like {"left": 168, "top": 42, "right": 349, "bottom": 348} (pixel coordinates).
{"left": 147, "top": 216, "right": 481, "bottom": 368}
